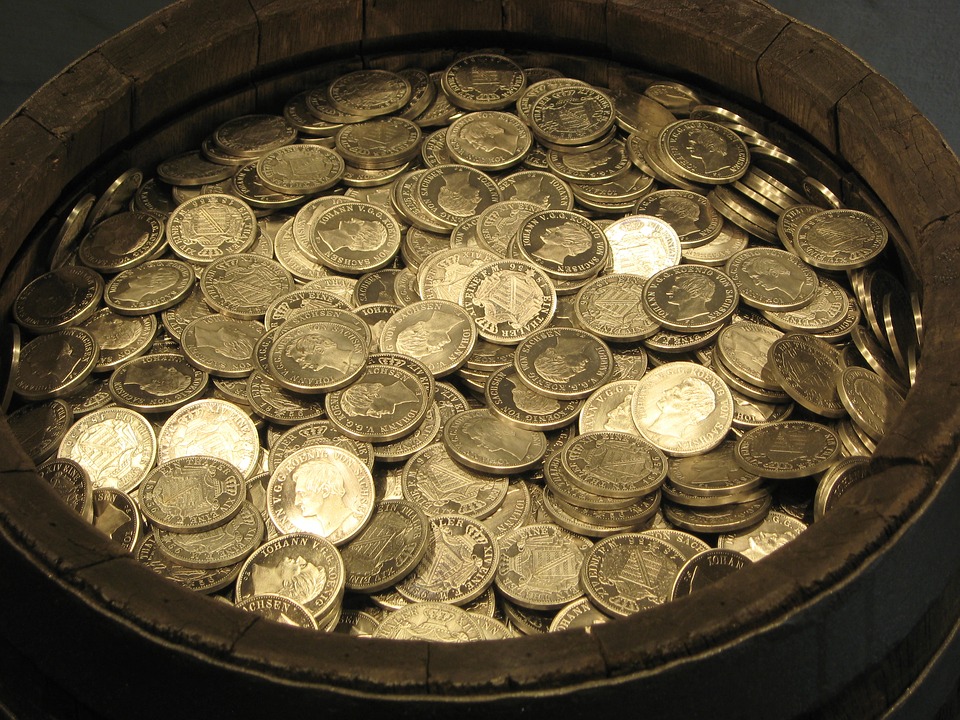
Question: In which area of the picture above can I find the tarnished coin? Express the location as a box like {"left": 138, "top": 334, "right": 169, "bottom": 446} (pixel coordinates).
{"left": 546, "top": 138, "right": 630, "bottom": 184}
{"left": 446, "top": 111, "right": 532, "bottom": 170}
{"left": 836, "top": 365, "right": 904, "bottom": 441}
{"left": 140, "top": 456, "right": 245, "bottom": 533}
{"left": 181, "top": 315, "right": 262, "bottom": 377}
{"left": 78, "top": 211, "right": 165, "bottom": 274}
{"left": 16, "top": 328, "right": 99, "bottom": 401}
{"left": 58, "top": 406, "right": 157, "bottom": 492}
{"left": 325, "top": 361, "right": 430, "bottom": 442}
{"left": 530, "top": 85, "right": 615, "bottom": 146}
{"left": 515, "top": 209, "right": 608, "bottom": 280}
{"left": 137, "top": 533, "right": 241, "bottom": 594}
{"left": 8, "top": 399, "right": 73, "bottom": 464}
{"left": 814, "top": 456, "right": 872, "bottom": 520}
{"left": 514, "top": 327, "right": 612, "bottom": 399}
{"left": 378, "top": 299, "right": 477, "bottom": 377}
{"left": 767, "top": 333, "right": 846, "bottom": 418}
{"left": 268, "top": 445, "right": 376, "bottom": 545}
{"left": 484, "top": 365, "right": 583, "bottom": 432}
{"left": 335, "top": 117, "right": 422, "bottom": 169}
{"left": 236, "top": 532, "right": 345, "bottom": 620}
{"left": 108, "top": 353, "right": 208, "bottom": 413}
{"left": 659, "top": 119, "right": 749, "bottom": 184}
{"left": 443, "top": 409, "right": 547, "bottom": 475}
{"left": 157, "top": 399, "right": 260, "bottom": 479}
{"left": 580, "top": 532, "right": 687, "bottom": 617}
{"left": 328, "top": 69, "right": 412, "bottom": 118}
{"left": 200, "top": 254, "right": 294, "bottom": 320}
{"left": 103, "top": 259, "right": 194, "bottom": 316}
{"left": 401, "top": 443, "right": 509, "bottom": 519}
{"left": 442, "top": 54, "right": 527, "bottom": 111}
{"left": 268, "top": 320, "right": 368, "bottom": 393}
{"left": 156, "top": 151, "right": 235, "bottom": 186}
{"left": 213, "top": 114, "right": 296, "bottom": 158}
{"left": 495, "top": 524, "right": 592, "bottom": 611}
{"left": 460, "top": 259, "right": 556, "bottom": 345}
{"left": 631, "top": 361, "right": 733, "bottom": 456}
{"left": 91, "top": 487, "right": 142, "bottom": 552}
{"left": 714, "top": 322, "right": 784, "bottom": 390}
{"left": 340, "top": 499, "right": 428, "bottom": 592}
{"left": 396, "top": 513, "right": 499, "bottom": 605}
{"left": 37, "top": 457, "right": 93, "bottom": 521}
{"left": 667, "top": 440, "right": 762, "bottom": 497}
{"left": 309, "top": 201, "right": 402, "bottom": 274}
{"left": 794, "top": 208, "right": 888, "bottom": 271}
{"left": 603, "top": 214, "right": 680, "bottom": 279}
{"left": 725, "top": 247, "right": 818, "bottom": 311}
{"left": 643, "top": 264, "right": 738, "bottom": 332}
{"left": 166, "top": 194, "right": 258, "bottom": 264}
{"left": 236, "top": 594, "right": 319, "bottom": 630}
{"left": 233, "top": 161, "right": 308, "bottom": 210}
{"left": 669, "top": 548, "right": 751, "bottom": 600}
{"left": 14, "top": 265, "right": 104, "bottom": 334}
{"left": 734, "top": 420, "right": 840, "bottom": 479}
{"left": 415, "top": 164, "right": 500, "bottom": 230}
{"left": 372, "top": 601, "right": 483, "bottom": 642}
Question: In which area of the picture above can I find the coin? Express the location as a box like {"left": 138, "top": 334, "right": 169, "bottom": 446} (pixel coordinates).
{"left": 734, "top": 421, "right": 840, "bottom": 479}
{"left": 530, "top": 85, "right": 615, "bottom": 146}
{"left": 793, "top": 208, "right": 888, "bottom": 271}
{"left": 643, "top": 264, "right": 738, "bottom": 332}
{"left": 309, "top": 200, "right": 402, "bottom": 274}
{"left": 325, "top": 361, "right": 430, "bottom": 442}
{"left": 167, "top": 194, "right": 258, "bottom": 264}
{"left": 103, "top": 259, "right": 194, "bottom": 316}
{"left": 498, "top": 169, "right": 574, "bottom": 210}
{"left": 836, "top": 366, "right": 905, "bottom": 441}
{"left": 91, "top": 487, "right": 142, "bottom": 552}
{"left": 108, "top": 352, "right": 208, "bottom": 413}
{"left": 14, "top": 265, "right": 104, "bottom": 334}
{"left": 140, "top": 456, "right": 245, "bottom": 533}
{"left": 37, "top": 456, "right": 93, "bottom": 521}
{"left": 443, "top": 409, "right": 547, "bottom": 475}
{"left": 232, "top": 162, "right": 307, "bottom": 210}
{"left": 415, "top": 164, "right": 500, "bottom": 230}
{"left": 761, "top": 276, "right": 851, "bottom": 334}
{"left": 659, "top": 119, "right": 749, "bottom": 184}
{"left": 631, "top": 361, "right": 733, "bottom": 456}
{"left": 662, "top": 494, "right": 772, "bottom": 533}
{"left": 268, "top": 320, "right": 367, "bottom": 393}
{"left": 58, "top": 406, "right": 156, "bottom": 492}
{"left": 255, "top": 144, "right": 345, "bottom": 195}
{"left": 199, "top": 254, "right": 294, "bottom": 320}
{"left": 484, "top": 364, "right": 583, "bottom": 432}
{"left": 669, "top": 548, "right": 751, "bottom": 601}
{"left": 213, "top": 114, "right": 296, "bottom": 157}
{"left": 515, "top": 209, "right": 608, "bottom": 280}
{"left": 340, "top": 499, "right": 429, "bottom": 592}
{"left": 580, "top": 532, "right": 687, "bottom": 617}
{"left": 236, "top": 594, "right": 319, "bottom": 630}
{"left": 513, "top": 327, "right": 612, "bottom": 400}
{"left": 180, "top": 314, "right": 262, "bottom": 377}
{"left": 328, "top": 69, "right": 412, "bottom": 118}
{"left": 268, "top": 420, "right": 373, "bottom": 473}
{"left": 245, "top": 371, "right": 326, "bottom": 425}
{"left": 460, "top": 258, "right": 556, "bottom": 344}
{"left": 156, "top": 151, "right": 236, "bottom": 186}
{"left": 158, "top": 398, "right": 260, "bottom": 479}
{"left": 137, "top": 533, "right": 242, "bottom": 594}
{"left": 446, "top": 111, "right": 532, "bottom": 170}
{"left": 373, "top": 601, "right": 483, "bottom": 641}
{"left": 813, "top": 456, "right": 872, "bottom": 520}
{"left": 714, "top": 322, "right": 784, "bottom": 390}
{"left": 767, "top": 333, "right": 846, "bottom": 417}
{"left": 725, "top": 247, "right": 818, "bottom": 311}
{"left": 335, "top": 117, "right": 422, "bottom": 169}
{"left": 396, "top": 513, "right": 499, "bottom": 605}
{"left": 15, "top": 328, "right": 98, "bottom": 401}
{"left": 633, "top": 189, "right": 722, "bottom": 247}
{"left": 378, "top": 299, "right": 477, "bottom": 377}
{"left": 78, "top": 211, "right": 166, "bottom": 274}
{"left": 718, "top": 510, "right": 807, "bottom": 561}
{"left": 267, "top": 445, "right": 375, "bottom": 545}
{"left": 81, "top": 308, "right": 155, "bottom": 372}
{"left": 400, "top": 442, "right": 509, "bottom": 519}
{"left": 442, "top": 53, "right": 527, "bottom": 111}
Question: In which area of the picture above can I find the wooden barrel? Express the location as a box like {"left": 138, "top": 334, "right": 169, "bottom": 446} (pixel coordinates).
{"left": 1, "top": 1, "right": 958, "bottom": 717}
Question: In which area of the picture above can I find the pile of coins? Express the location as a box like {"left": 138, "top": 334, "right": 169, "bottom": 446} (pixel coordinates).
{"left": 6, "top": 52, "right": 921, "bottom": 642}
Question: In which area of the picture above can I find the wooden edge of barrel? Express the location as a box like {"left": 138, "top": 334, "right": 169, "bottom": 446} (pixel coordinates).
{"left": 0, "top": 0, "right": 957, "bottom": 714}
{"left": 247, "top": 0, "right": 363, "bottom": 71}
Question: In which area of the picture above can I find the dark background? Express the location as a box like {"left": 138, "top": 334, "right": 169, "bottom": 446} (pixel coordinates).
{"left": 0, "top": 1, "right": 957, "bottom": 152}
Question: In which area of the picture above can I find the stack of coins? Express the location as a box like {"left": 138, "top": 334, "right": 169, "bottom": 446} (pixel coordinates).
{"left": 6, "top": 49, "right": 921, "bottom": 641}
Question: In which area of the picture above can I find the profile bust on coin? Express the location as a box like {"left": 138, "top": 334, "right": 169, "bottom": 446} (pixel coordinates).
{"left": 339, "top": 377, "right": 421, "bottom": 419}
{"left": 292, "top": 458, "right": 365, "bottom": 539}
{"left": 251, "top": 554, "right": 328, "bottom": 605}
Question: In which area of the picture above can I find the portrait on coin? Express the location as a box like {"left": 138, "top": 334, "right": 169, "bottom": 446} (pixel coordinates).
{"left": 532, "top": 223, "right": 593, "bottom": 264}
{"left": 740, "top": 254, "right": 810, "bottom": 302}
{"left": 28, "top": 273, "right": 87, "bottom": 320}
{"left": 123, "top": 360, "right": 195, "bottom": 397}
{"left": 437, "top": 172, "right": 482, "bottom": 217}
{"left": 682, "top": 126, "right": 739, "bottom": 176}
{"left": 654, "top": 195, "right": 704, "bottom": 240}
{"left": 292, "top": 458, "right": 362, "bottom": 538}
{"left": 316, "top": 218, "right": 387, "bottom": 255}
{"left": 339, "top": 378, "right": 420, "bottom": 419}
{"left": 459, "top": 117, "right": 522, "bottom": 156}
{"left": 532, "top": 338, "right": 591, "bottom": 384}
{"left": 251, "top": 554, "right": 328, "bottom": 604}
{"left": 663, "top": 272, "right": 718, "bottom": 322}
{"left": 285, "top": 332, "right": 358, "bottom": 376}
{"left": 112, "top": 265, "right": 183, "bottom": 303}
{"left": 645, "top": 377, "right": 717, "bottom": 439}
{"left": 459, "top": 415, "right": 535, "bottom": 463}
{"left": 193, "top": 322, "right": 255, "bottom": 361}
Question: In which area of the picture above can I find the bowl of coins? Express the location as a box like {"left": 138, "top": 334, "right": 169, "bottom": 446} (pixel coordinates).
{"left": 0, "top": 1, "right": 957, "bottom": 718}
